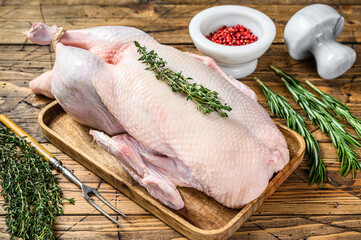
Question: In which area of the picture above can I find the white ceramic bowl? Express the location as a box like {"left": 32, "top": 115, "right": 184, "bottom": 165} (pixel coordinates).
{"left": 189, "top": 5, "right": 276, "bottom": 78}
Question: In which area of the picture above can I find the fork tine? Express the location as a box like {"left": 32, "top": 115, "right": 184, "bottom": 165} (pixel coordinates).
{"left": 86, "top": 197, "right": 124, "bottom": 227}
{"left": 93, "top": 189, "right": 134, "bottom": 221}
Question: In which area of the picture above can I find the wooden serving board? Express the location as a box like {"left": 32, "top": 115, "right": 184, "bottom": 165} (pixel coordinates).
{"left": 39, "top": 101, "right": 305, "bottom": 240}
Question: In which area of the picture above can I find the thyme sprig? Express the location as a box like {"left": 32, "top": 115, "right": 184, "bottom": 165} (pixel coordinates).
{"left": 271, "top": 66, "right": 361, "bottom": 177}
{"left": 134, "top": 41, "right": 232, "bottom": 117}
{"left": 256, "top": 77, "right": 326, "bottom": 186}
{"left": 0, "top": 124, "right": 74, "bottom": 240}
{"left": 306, "top": 80, "right": 361, "bottom": 138}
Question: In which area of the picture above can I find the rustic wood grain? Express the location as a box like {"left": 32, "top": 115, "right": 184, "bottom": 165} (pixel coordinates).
{"left": 1, "top": 0, "right": 361, "bottom": 239}
{"left": 3, "top": 0, "right": 361, "bottom": 6}
{"left": 0, "top": 214, "right": 358, "bottom": 239}
{"left": 0, "top": 4, "right": 360, "bottom": 45}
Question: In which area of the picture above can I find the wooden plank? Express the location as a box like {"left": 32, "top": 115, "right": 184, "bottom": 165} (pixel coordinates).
{"left": 2, "top": 0, "right": 361, "bottom": 5}
{"left": 0, "top": 214, "right": 360, "bottom": 240}
{"left": 308, "top": 232, "right": 361, "bottom": 240}
{"left": 50, "top": 214, "right": 361, "bottom": 239}
{"left": 3, "top": 0, "right": 361, "bottom": 6}
{"left": 0, "top": 215, "right": 184, "bottom": 240}
{"left": 0, "top": 4, "right": 360, "bottom": 44}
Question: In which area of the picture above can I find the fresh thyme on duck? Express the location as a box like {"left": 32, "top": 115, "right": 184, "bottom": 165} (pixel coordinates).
{"left": 0, "top": 124, "right": 74, "bottom": 240}
{"left": 135, "top": 41, "right": 232, "bottom": 117}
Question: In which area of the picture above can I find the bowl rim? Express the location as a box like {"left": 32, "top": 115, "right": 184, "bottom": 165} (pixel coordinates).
{"left": 189, "top": 5, "right": 276, "bottom": 57}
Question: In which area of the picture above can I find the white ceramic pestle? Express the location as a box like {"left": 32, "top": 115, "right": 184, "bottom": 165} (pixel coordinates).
{"left": 284, "top": 4, "right": 356, "bottom": 80}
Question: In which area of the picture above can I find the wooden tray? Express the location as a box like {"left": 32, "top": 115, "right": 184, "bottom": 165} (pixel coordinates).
{"left": 39, "top": 101, "right": 305, "bottom": 240}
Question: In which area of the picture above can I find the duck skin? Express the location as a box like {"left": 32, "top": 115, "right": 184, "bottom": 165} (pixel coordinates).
{"left": 26, "top": 23, "right": 289, "bottom": 210}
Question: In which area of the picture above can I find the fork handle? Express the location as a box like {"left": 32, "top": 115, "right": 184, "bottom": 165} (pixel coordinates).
{"left": 0, "top": 114, "right": 54, "bottom": 161}
{"left": 0, "top": 114, "right": 83, "bottom": 188}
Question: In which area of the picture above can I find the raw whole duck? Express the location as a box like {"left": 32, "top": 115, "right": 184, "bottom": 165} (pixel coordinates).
{"left": 26, "top": 23, "right": 289, "bottom": 209}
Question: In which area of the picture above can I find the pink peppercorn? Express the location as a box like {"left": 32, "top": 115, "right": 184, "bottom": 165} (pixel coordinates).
{"left": 206, "top": 24, "right": 258, "bottom": 46}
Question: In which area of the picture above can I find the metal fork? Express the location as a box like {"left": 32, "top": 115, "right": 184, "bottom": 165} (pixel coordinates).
{"left": 0, "top": 114, "right": 132, "bottom": 227}
{"left": 49, "top": 157, "right": 133, "bottom": 227}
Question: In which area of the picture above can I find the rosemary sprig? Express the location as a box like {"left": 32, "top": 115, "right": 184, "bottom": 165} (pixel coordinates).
{"left": 256, "top": 77, "right": 326, "bottom": 186}
{"left": 0, "top": 124, "right": 74, "bottom": 240}
{"left": 271, "top": 66, "right": 361, "bottom": 177}
{"left": 306, "top": 80, "right": 361, "bottom": 138}
{"left": 134, "top": 41, "right": 232, "bottom": 117}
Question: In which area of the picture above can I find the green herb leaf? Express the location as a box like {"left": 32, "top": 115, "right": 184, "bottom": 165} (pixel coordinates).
{"left": 306, "top": 80, "right": 361, "bottom": 138}
{"left": 134, "top": 41, "right": 232, "bottom": 117}
{"left": 0, "top": 124, "right": 74, "bottom": 240}
{"left": 271, "top": 66, "right": 361, "bottom": 177}
{"left": 256, "top": 77, "right": 326, "bottom": 187}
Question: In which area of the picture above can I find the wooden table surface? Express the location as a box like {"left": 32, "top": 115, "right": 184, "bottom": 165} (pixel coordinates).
{"left": 1, "top": 0, "right": 361, "bottom": 239}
